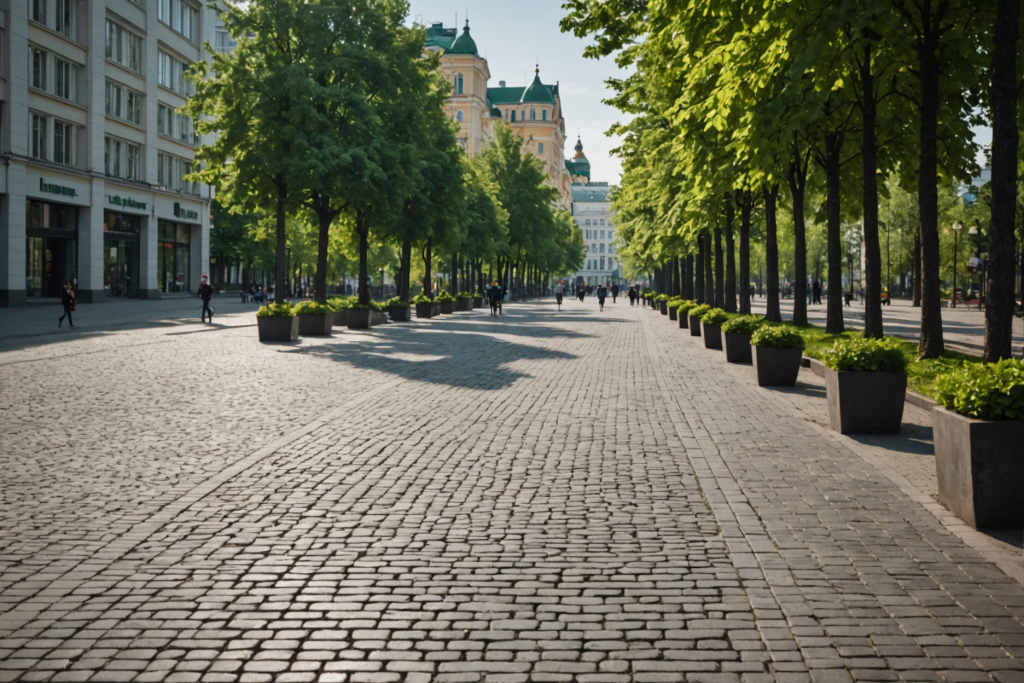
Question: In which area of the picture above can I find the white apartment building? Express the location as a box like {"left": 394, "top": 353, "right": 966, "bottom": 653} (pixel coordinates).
{"left": 571, "top": 180, "right": 621, "bottom": 286}
{"left": 0, "top": 0, "right": 214, "bottom": 306}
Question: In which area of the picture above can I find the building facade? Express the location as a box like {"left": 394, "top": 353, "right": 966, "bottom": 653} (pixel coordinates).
{"left": 0, "top": 0, "right": 213, "bottom": 307}
{"left": 426, "top": 21, "right": 577, "bottom": 210}
{"left": 570, "top": 164, "right": 620, "bottom": 286}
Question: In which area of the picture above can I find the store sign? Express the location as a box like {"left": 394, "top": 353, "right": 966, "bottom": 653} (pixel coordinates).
{"left": 173, "top": 202, "right": 199, "bottom": 221}
{"left": 108, "top": 194, "right": 147, "bottom": 210}
{"left": 39, "top": 178, "right": 77, "bottom": 198}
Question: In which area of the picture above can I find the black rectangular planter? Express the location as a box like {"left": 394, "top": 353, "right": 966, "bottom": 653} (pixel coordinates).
{"left": 701, "top": 322, "right": 723, "bottom": 349}
{"left": 933, "top": 406, "right": 1024, "bottom": 529}
{"left": 659, "top": 301, "right": 668, "bottom": 315}
{"left": 825, "top": 368, "right": 906, "bottom": 434}
{"left": 457, "top": 298, "right": 471, "bottom": 311}
{"left": 257, "top": 316, "right": 298, "bottom": 342}
{"left": 678, "top": 312, "right": 688, "bottom": 329}
{"left": 688, "top": 315, "right": 702, "bottom": 336}
{"left": 669, "top": 307, "right": 678, "bottom": 321}
{"left": 415, "top": 303, "right": 434, "bottom": 319}
{"left": 473, "top": 296, "right": 484, "bottom": 307}
{"left": 440, "top": 301, "right": 455, "bottom": 314}
{"left": 752, "top": 345, "right": 802, "bottom": 386}
{"left": 371, "top": 310, "right": 385, "bottom": 326}
{"left": 722, "top": 332, "right": 752, "bottom": 363}
{"left": 333, "top": 310, "right": 348, "bottom": 327}
{"left": 388, "top": 306, "right": 411, "bottom": 322}
{"left": 346, "top": 308, "right": 372, "bottom": 329}
{"left": 298, "top": 313, "right": 332, "bottom": 336}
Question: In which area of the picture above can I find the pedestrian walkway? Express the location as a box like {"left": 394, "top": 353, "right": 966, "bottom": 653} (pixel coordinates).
{"left": 0, "top": 298, "right": 1021, "bottom": 682}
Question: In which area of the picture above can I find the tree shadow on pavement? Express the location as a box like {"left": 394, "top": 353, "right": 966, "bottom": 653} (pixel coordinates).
{"left": 281, "top": 327, "right": 578, "bottom": 390}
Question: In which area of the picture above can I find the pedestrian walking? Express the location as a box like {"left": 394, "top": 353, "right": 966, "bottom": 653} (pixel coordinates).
{"left": 486, "top": 281, "right": 502, "bottom": 317}
{"left": 628, "top": 285, "right": 638, "bottom": 306}
{"left": 199, "top": 274, "right": 214, "bottom": 323}
{"left": 58, "top": 280, "right": 77, "bottom": 329}
{"left": 812, "top": 280, "right": 822, "bottom": 305}
{"left": 611, "top": 283, "right": 620, "bottom": 303}
{"left": 554, "top": 280, "right": 565, "bottom": 309}
{"left": 596, "top": 282, "right": 608, "bottom": 311}
{"left": 577, "top": 284, "right": 586, "bottom": 303}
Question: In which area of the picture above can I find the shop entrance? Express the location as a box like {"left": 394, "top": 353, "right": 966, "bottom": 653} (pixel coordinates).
{"left": 26, "top": 236, "right": 77, "bottom": 298}
{"left": 104, "top": 239, "right": 139, "bottom": 298}
{"left": 158, "top": 221, "right": 192, "bottom": 292}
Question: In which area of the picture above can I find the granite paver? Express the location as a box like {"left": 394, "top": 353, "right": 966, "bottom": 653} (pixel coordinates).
{"left": 1, "top": 298, "right": 1021, "bottom": 682}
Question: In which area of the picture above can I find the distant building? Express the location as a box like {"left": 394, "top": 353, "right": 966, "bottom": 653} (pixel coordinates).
{"left": 569, "top": 144, "right": 619, "bottom": 286}
{"left": 426, "top": 21, "right": 574, "bottom": 210}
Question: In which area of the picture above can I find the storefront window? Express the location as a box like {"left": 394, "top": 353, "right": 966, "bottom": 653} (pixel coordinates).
{"left": 104, "top": 210, "right": 141, "bottom": 233}
{"left": 104, "top": 211, "right": 141, "bottom": 297}
{"left": 158, "top": 220, "right": 192, "bottom": 292}
{"left": 26, "top": 200, "right": 78, "bottom": 298}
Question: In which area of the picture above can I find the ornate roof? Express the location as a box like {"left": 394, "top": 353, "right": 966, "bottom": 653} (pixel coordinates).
{"left": 447, "top": 22, "right": 478, "bottom": 56}
{"left": 520, "top": 67, "right": 556, "bottom": 104}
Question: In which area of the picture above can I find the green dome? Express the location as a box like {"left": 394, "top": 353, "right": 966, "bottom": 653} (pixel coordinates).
{"left": 447, "top": 23, "right": 478, "bottom": 56}
{"left": 521, "top": 68, "right": 555, "bottom": 104}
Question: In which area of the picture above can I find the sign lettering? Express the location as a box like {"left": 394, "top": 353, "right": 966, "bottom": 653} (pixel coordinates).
{"left": 39, "top": 179, "right": 77, "bottom": 197}
{"left": 108, "top": 194, "right": 147, "bottom": 210}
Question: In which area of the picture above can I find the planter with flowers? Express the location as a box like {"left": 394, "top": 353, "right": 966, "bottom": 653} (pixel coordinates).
{"left": 720, "top": 315, "right": 763, "bottom": 363}
{"left": 750, "top": 325, "right": 804, "bottom": 386}
{"left": 821, "top": 337, "right": 908, "bottom": 434}
{"left": 256, "top": 302, "right": 299, "bottom": 342}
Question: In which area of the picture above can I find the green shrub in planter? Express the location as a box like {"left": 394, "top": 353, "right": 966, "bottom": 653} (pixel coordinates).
{"left": 750, "top": 325, "right": 805, "bottom": 349}
{"left": 667, "top": 297, "right": 684, "bottom": 307}
{"left": 655, "top": 293, "right": 670, "bottom": 302}
{"left": 386, "top": 297, "right": 411, "bottom": 308}
{"left": 676, "top": 300, "right": 697, "bottom": 315}
{"left": 348, "top": 300, "right": 380, "bottom": 310}
{"left": 257, "top": 302, "right": 295, "bottom": 317}
{"left": 701, "top": 308, "right": 730, "bottom": 325}
{"left": 456, "top": 292, "right": 473, "bottom": 299}
{"left": 293, "top": 301, "right": 332, "bottom": 315}
{"left": 721, "top": 315, "right": 763, "bottom": 334}
{"left": 936, "top": 358, "right": 1024, "bottom": 421}
{"left": 436, "top": 291, "right": 456, "bottom": 303}
{"left": 688, "top": 304, "right": 712, "bottom": 320}
{"left": 820, "top": 337, "right": 908, "bottom": 373}
{"left": 411, "top": 293, "right": 432, "bottom": 304}
{"left": 327, "top": 297, "right": 353, "bottom": 312}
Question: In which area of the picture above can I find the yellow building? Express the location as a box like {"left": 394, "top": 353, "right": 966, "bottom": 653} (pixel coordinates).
{"left": 426, "top": 21, "right": 583, "bottom": 210}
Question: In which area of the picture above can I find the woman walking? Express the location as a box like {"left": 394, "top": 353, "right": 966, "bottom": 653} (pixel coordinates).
{"left": 596, "top": 282, "right": 608, "bottom": 311}
{"left": 58, "top": 280, "right": 77, "bottom": 329}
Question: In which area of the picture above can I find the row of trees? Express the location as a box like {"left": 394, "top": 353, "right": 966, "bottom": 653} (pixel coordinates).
{"left": 561, "top": 0, "right": 1022, "bottom": 361}
{"left": 188, "top": 0, "right": 584, "bottom": 306}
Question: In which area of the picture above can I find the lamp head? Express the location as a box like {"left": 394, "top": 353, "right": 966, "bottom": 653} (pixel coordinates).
{"left": 968, "top": 225, "right": 979, "bottom": 236}
{"left": 953, "top": 221, "right": 963, "bottom": 231}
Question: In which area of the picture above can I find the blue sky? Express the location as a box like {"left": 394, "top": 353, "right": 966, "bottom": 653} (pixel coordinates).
{"left": 406, "top": 0, "right": 631, "bottom": 184}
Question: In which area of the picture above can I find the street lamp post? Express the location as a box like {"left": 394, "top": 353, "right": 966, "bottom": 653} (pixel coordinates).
{"left": 952, "top": 221, "right": 962, "bottom": 308}
{"left": 969, "top": 225, "right": 982, "bottom": 310}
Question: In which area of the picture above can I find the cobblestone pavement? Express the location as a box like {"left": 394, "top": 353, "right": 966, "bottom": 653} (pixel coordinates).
{"left": 1, "top": 299, "right": 1022, "bottom": 682}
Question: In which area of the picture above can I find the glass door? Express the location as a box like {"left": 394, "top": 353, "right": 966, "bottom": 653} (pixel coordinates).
{"left": 104, "top": 239, "right": 139, "bottom": 297}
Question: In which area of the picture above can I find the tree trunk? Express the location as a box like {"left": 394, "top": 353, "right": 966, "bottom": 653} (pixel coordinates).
{"left": 714, "top": 227, "right": 724, "bottom": 309}
{"left": 823, "top": 134, "right": 845, "bottom": 334}
{"left": 314, "top": 207, "right": 332, "bottom": 305}
{"left": 451, "top": 252, "right": 458, "bottom": 294}
{"left": 703, "top": 231, "right": 714, "bottom": 307}
{"left": 912, "top": 227, "right": 922, "bottom": 306}
{"left": 696, "top": 238, "right": 706, "bottom": 304}
{"left": 423, "top": 237, "right": 433, "bottom": 297}
{"left": 725, "top": 202, "right": 736, "bottom": 312}
{"left": 683, "top": 254, "right": 693, "bottom": 300}
{"left": 764, "top": 184, "right": 782, "bottom": 323}
{"left": 984, "top": 0, "right": 1019, "bottom": 361}
{"left": 357, "top": 213, "right": 370, "bottom": 305}
{"left": 916, "top": 21, "right": 944, "bottom": 358}
{"left": 737, "top": 193, "right": 753, "bottom": 313}
{"left": 859, "top": 47, "right": 884, "bottom": 339}
{"left": 400, "top": 239, "right": 412, "bottom": 300}
{"left": 787, "top": 144, "right": 808, "bottom": 326}
{"left": 275, "top": 175, "right": 288, "bottom": 302}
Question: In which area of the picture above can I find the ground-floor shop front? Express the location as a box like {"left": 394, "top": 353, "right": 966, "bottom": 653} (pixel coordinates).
{"left": 1, "top": 164, "right": 209, "bottom": 306}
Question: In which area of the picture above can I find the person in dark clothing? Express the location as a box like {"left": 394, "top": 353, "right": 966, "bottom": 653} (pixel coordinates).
{"left": 812, "top": 280, "right": 821, "bottom": 305}
{"left": 199, "top": 274, "right": 214, "bottom": 323}
{"left": 611, "top": 283, "right": 620, "bottom": 303}
{"left": 628, "top": 286, "right": 638, "bottom": 306}
{"left": 486, "top": 281, "right": 502, "bottom": 317}
{"left": 596, "top": 283, "right": 608, "bottom": 311}
{"left": 577, "top": 285, "right": 586, "bottom": 303}
{"left": 58, "top": 280, "right": 77, "bottom": 329}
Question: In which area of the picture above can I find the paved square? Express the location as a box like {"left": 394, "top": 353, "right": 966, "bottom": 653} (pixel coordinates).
{"left": 1, "top": 299, "right": 1022, "bottom": 682}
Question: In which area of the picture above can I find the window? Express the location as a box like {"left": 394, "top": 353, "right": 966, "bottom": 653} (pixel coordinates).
{"left": 600, "top": 244, "right": 605, "bottom": 254}
{"left": 600, "top": 256, "right": 605, "bottom": 270}
{"left": 106, "top": 21, "right": 142, "bottom": 73}
{"left": 584, "top": 219, "right": 590, "bottom": 227}
{"left": 542, "top": 109, "right": 547, "bottom": 121}
{"left": 454, "top": 73, "right": 464, "bottom": 94}
{"left": 53, "top": 120, "right": 75, "bottom": 167}
{"left": 159, "top": 51, "right": 193, "bottom": 95}
{"left": 105, "top": 81, "right": 143, "bottom": 125}
{"left": 215, "top": 30, "right": 236, "bottom": 53}
{"left": 159, "top": 0, "right": 198, "bottom": 43}
{"left": 54, "top": 58, "right": 77, "bottom": 101}
{"left": 455, "top": 110, "right": 464, "bottom": 122}
{"left": 600, "top": 219, "right": 605, "bottom": 226}
{"left": 538, "top": 143, "right": 544, "bottom": 154}
{"left": 31, "top": 0, "right": 47, "bottom": 25}
{"left": 510, "top": 110, "right": 516, "bottom": 122}
{"left": 591, "top": 244, "right": 597, "bottom": 253}
{"left": 56, "top": 0, "right": 75, "bottom": 39}
{"left": 158, "top": 104, "right": 173, "bottom": 136}
{"left": 530, "top": 108, "right": 536, "bottom": 120}
{"left": 30, "top": 114, "right": 47, "bottom": 159}
{"left": 177, "top": 113, "right": 195, "bottom": 145}
{"left": 31, "top": 47, "right": 48, "bottom": 91}
{"left": 600, "top": 230, "right": 605, "bottom": 239}
{"left": 105, "top": 137, "right": 141, "bottom": 180}
{"left": 158, "top": 153, "right": 200, "bottom": 194}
